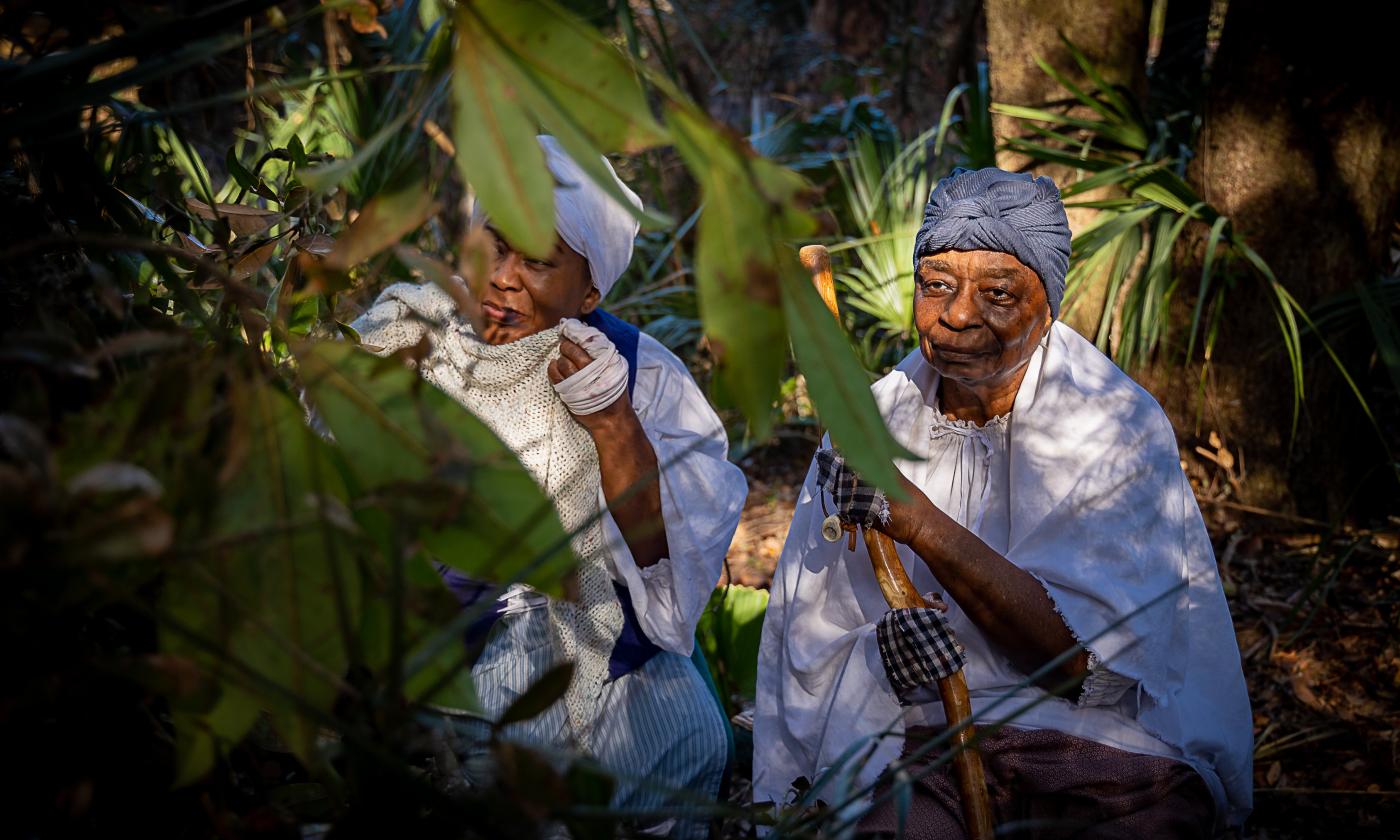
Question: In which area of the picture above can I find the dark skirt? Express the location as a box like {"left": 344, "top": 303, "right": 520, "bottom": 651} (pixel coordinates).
{"left": 858, "top": 725, "right": 1215, "bottom": 839}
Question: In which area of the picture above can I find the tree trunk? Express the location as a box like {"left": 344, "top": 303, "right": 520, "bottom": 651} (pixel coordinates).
{"left": 1157, "top": 0, "right": 1400, "bottom": 515}
{"left": 984, "top": 0, "right": 1150, "bottom": 338}
{"left": 985, "top": 0, "right": 1149, "bottom": 150}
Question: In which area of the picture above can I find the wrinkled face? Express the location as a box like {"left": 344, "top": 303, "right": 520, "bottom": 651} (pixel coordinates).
{"left": 913, "top": 249, "right": 1052, "bottom": 388}
{"left": 464, "top": 226, "right": 599, "bottom": 345}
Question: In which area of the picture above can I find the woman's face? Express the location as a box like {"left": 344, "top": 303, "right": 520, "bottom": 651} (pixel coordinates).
{"left": 913, "top": 249, "right": 1052, "bottom": 389}
{"left": 465, "top": 226, "right": 599, "bottom": 345}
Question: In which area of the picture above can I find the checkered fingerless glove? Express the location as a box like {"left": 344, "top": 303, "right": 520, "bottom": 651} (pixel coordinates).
{"left": 815, "top": 448, "right": 890, "bottom": 529}
{"left": 876, "top": 607, "right": 966, "bottom": 706}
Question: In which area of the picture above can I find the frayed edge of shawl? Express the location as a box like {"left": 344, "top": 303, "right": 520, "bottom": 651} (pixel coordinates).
{"left": 1026, "top": 577, "right": 1234, "bottom": 827}
{"left": 871, "top": 489, "right": 892, "bottom": 527}
{"left": 1024, "top": 570, "right": 1171, "bottom": 714}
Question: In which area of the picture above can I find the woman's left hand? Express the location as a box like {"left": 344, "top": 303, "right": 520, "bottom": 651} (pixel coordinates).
{"left": 879, "top": 473, "right": 942, "bottom": 549}
{"left": 548, "top": 321, "right": 635, "bottom": 434}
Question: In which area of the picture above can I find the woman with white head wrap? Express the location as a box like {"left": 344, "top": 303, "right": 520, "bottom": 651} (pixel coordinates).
{"left": 754, "top": 167, "right": 1252, "bottom": 837}
{"left": 350, "top": 137, "right": 747, "bottom": 837}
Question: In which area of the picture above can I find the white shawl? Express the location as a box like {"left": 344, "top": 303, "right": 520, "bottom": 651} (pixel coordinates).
{"left": 754, "top": 321, "right": 1253, "bottom": 826}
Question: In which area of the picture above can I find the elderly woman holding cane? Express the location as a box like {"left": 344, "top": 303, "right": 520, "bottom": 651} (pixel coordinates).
{"left": 351, "top": 136, "right": 746, "bottom": 836}
{"left": 755, "top": 167, "right": 1252, "bottom": 837}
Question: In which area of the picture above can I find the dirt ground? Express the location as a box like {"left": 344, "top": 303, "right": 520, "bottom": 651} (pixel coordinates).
{"left": 723, "top": 439, "right": 1400, "bottom": 837}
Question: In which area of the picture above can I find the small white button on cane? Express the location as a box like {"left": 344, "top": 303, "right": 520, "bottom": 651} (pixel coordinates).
{"left": 821, "top": 514, "right": 843, "bottom": 543}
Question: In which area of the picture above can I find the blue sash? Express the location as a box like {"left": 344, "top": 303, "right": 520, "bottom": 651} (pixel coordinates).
{"left": 439, "top": 309, "right": 663, "bottom": 680}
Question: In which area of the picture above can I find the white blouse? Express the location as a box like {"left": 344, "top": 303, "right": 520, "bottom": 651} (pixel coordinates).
{"left": 600, "top": 332, "right": 748, "bottom": 654}
{"left": 897, "top": 401, "right": 1139, "bottom": 713}
{"left": 489, "top": 331, "right": 747, "bottom": 656}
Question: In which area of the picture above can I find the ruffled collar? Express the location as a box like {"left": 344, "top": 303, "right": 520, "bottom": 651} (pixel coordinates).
{"left": 930, "top": 405, "right": 1011, "bottom": 434}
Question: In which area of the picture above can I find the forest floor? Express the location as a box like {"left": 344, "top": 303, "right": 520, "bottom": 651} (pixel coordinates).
{"left": 723, "top": 441, "right": 1400, "bottom": 838}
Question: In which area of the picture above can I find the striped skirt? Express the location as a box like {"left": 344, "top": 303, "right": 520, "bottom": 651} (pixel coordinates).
{"left": 445, "top": 607, "right": 728, "bottom": 838}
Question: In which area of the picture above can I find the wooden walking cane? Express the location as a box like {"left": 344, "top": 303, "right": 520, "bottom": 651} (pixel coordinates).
{"left": 799, "top": 245, "right": 995, "bottom": 840}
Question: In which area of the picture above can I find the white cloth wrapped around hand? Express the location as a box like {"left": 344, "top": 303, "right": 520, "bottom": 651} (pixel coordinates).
{"left": 553, "top": 317, "right": 629, "bottom": 415}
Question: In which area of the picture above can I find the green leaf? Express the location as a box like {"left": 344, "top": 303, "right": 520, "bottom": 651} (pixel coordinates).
{"left": 1059, "top": 159, "right": 1170, "bottom": 199}
{"left": 1356, "top": 281, "right": 1400, "bottom": 397}
{"left": 1235, "top": 242, "right": 1306, "bottom": 438}
{"left": 170, "top": 684, "right": 262, "bottom": 787}
{"left": 990, "top": 102, "right": 1146, "bottom": 152}
{"left": 666, "top": 105, "right": 816, "bottom": 436}
{"left": 288, "top": 134, "right": 308, "bottom": 169}
{"left": 468, "top": 0, "right": 666, "bottom": 153}
{"left": 1187, "top": 216, "right": 1231, "bottom": 362}
{"left": 159, "top": 378, "right": 361, "bottom": 769}
{"left": 696, "top": 585, "right": 769, "bottom": 705}
{"left": 563, "top": 759, "right": 618, "bottom": 840}
{"left": 295, "top": 341, "right": 574, "bottom": 594}
{"left": 1061, "top": 35, "right": 1139, "bottom": 127}
{"left": 226, "top": 147, "right": 259, "bottom": 192}
{"left": 451, "top": 4, "right": 556, "bottom": 257}
{"left": 933, "top": 82, "right": 971, "bottom": 157}
{"left": 403, "top": 636, "right": 480, "bottom": 713}
{"left": 299, "top": 109, "right": 412, "bottom": 193}
{"left": 1032, "top": 54, "right": 1117, "bottom": 124}
{"left": 1127, "top": 172, "right": 1209, "bottom": 217}
{"left": 1002, "top": 137, "right": 1127, "bottom": 172}
{"left": 1093, "top": 223, "right": 1143, "bottom": 354}
{"left": 497, "top": 662, "right": 574, "bottom": 727}
{"left": 1071, "top": 204, "right": 1157, "bottom": 260}
{"left": 451, "top": 0, "right": 672, "bottom": 253}
{"left": 781, "top": 270, "right": 913, "bottom": 493}
{"left": 894, "top": 769, "right": 913, "bottom": 840}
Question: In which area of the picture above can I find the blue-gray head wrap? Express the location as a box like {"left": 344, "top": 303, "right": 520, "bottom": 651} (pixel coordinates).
{"left": 913, "top": 167, "right": 1072, "bottom": 317}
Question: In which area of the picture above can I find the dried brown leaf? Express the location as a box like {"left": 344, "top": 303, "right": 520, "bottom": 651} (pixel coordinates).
{"left": 232, "top": 240, "right": 280, "bottom": 281}
{"left": 295, "top": 233, "right": 336, "bottom": 256}
{"left": 184, "top": 198, "right": 280, "bottom": 237}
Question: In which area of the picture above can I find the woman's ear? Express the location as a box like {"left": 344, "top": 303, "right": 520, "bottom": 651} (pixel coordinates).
{"left": 579, "top": 283, "right": 601, "bottom": 315}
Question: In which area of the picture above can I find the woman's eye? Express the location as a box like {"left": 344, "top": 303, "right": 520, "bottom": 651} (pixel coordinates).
{"left": 921, "top": 278, "right": 952, "bottom": 293}
{"left": 985, "top": 288, "right": 1012, "bottom": 302}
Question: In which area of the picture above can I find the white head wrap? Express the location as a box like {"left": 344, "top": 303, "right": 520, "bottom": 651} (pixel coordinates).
{"left": 474, "top": 136, "right": 643, "bottom": 300}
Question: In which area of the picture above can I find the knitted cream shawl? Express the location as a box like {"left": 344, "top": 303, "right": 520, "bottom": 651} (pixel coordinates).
{"left": 351, "top": 282, "right": 623, "bottom": 748}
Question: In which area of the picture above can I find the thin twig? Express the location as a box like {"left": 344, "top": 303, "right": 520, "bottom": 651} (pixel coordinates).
{"left": 1197, "top": 497, "right": 1331, "bottom": 529}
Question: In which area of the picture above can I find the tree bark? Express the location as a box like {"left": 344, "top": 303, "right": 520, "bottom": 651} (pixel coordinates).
{"left": 985, "top": 0, "right": 1149, "bottom": 153}
{"left": 1161, "top": 0, "right": 1400, "bottom": 513}
{"left": 984, "top": 0, "right": 1150, "bottom": 338}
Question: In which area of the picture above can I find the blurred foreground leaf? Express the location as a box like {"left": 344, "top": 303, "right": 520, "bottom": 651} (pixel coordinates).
{"left": 782, "top": 271, "right": 913, "bottom": 492}
{"left": 295, "top": 341, "right": 574, "bottom": 595}
{"left": 497, "top": 661, "right": 574, "bottom": 728}
{"left": 667, "top": 106, "right": 814, "bottom": 439}
{"left": 451, "top": 0, "right": 668, "bottom": 258}
{"left": 160, "top": 376, "right": 359, "bottom": 775}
